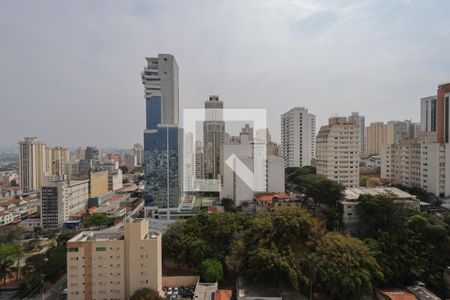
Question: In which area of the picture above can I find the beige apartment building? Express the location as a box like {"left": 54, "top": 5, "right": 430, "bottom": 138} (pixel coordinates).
{"left": 365, "top": 122, "right": 388, "bottom": 156}
{"left": 89, "top": 170, "right": 109, "bottom": 197}
{"left": 67, "top": 219, "right": 162, "bottom": 300}
{"left": 47, "top": 146, "right": 70, "bottom": 176}
{"left": 316, "top": 117, "right": 360, "bottom": 188}
{"left": 381, "top": 134, "right": 450, "bottom": 197}
{"left": 18, "top": 137, "right": 48, "bottom": 192}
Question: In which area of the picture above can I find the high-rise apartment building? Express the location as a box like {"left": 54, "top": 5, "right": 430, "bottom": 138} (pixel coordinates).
{"left": 133, "top": 143, "right": 144, "bottom": 166}
{"left": 381, "top": 136, "right": 450, "bottom": 197}
{"left": 75, "top": 147, "right": 85, "bottom": 160}
{"left": 365, "top": 122, "right": 388, "bottom": 156}
{"left": 18, "top": 137, "right": 48, "bottom": 192}
{"left": 67, "top": 219, "right": 162, "bottom": 300}
{"left": 41, "top": 177, "right": 89, "bottom": 229}
{"left": 203, "top": 95, "right": 225, "bottom": 180}
{"left": 437, "top": 83, "right": 450, "bottom": 143}
{"left": 386, "top": 120, "right": 418, "bottom": 144}
{"left": 421, "top": 83, "right": 450, "bottom": 143}
{"left": 85, "top": 146, "right": 100, "bottom": 164}
{"left": 142, "top": 54, "right": 182, "bottom": 208}
{"left": 348, "top": 112, "right": 365, "bottom": 155}
{"left": 281, "top": 107, "right": 316, "bottom": 168}
{"left": 47, "top": 146, "right": 70, "bottom": 176}
{"left": 316, "top": 117, "right": 360, "bottom": 188}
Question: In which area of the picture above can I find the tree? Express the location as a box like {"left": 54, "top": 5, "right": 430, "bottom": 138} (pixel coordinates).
{"left": 313, "top": 232, "right": 382, "bottom": 300}
{"left": 120, "top": 166, "right": 129, "bottom": 174}
{"left": 12, "top": 243, "right": 24, "bottom": 281}
{"left": 221, "top": 198, "right": 235, "bottom": 212}
{"left": 357, "top": 193, "right": 410, "bottom": 237}
{"left": 200, "top": 259, "right": 224, "bottom": 283}
{"left": 83, "top": 214, "right": 112, "bottom": 229}
{"left": 0, "top": 244, "right": 15, "bottom": 285}
{"left": 130, "top": 288, "right": 164, "bottom": 300}
{"left": 229, "top": 207, "right": 325, "bottom": 289}
{"left": 163, "top": 212, "right": 244, "bottom": 268}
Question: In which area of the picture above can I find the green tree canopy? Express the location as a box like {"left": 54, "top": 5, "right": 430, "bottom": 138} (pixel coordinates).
{"left": 313, "top": 232, "right": 383, "bottom": 300}
{"left": 200, "top": 259, "right": 224, "bottom": 283}
{"left": 163, "top": 212, "right": 244, "bottom": 268}
{"left": 130, "top": 288, "right": 164, "bottom": 300}
{"left": 83, "top": 214, "right": 112, "bottom": 229}
{"left": 230, "top": 207, "right": 324, "bottom": 289}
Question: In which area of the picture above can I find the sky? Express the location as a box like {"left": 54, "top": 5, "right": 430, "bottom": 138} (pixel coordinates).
{"left": 1, "top": 0, "right": 450, "bottom": 148}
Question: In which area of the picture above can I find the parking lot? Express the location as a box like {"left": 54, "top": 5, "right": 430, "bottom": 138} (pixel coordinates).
{"left": 163, "top": 285, "right": 195, "bottom": 299}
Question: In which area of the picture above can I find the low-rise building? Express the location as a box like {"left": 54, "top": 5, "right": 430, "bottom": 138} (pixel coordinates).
{"left": 339, "top": 187, "right": 419, "bottom": 233}
{"left": 41, "top": 177, "right": 89, "bottom": 229}
{"left": 67, "top": 218, "right": 162, "bottom": 299}
{"left": 0, "top": 211, "right": 14, "bottom": 227}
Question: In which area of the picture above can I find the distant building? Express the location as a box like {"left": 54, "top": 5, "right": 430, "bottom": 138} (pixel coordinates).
{"left": 133, "top": 143, "right": 144, "bottom": 166}
{"left": 339, "top": 187, "right": 419, "bottom": 233}
{"left": 124, "top": 153, "right": 137, "bottom": 170}
{"left": 0, "top": 212, "right": 14, "bottom": 227}
{"left": 67, "top": 219, "right": 162, "bottom": 299}
{"left": 348, "top": 112, "right": 365, "bottom": 155}
{"left": 142, "top": 54, "right": 182, "bottom": 208}
{"left": 281, "top": 107, "right": 316, "bottom": 167}
{"left": 18, "top": 137, "right": 48, "bottom": 192}
{"left": 365, "top": 122, "right": 388, "bottom": 156}
{"left": 316, "top": 117, "right": 360, "bottom": 188}
{"left": 222, "top": 136, "right": 285, "bottom": 206}
{"left": 381, "top": 136, "right": 450, "bottom": 197}
{"left": 202, "top": 95, "right": 225, "bottom": 180}
{"left": 41, "top": 177, "right": 89, "bottom": 229}
{"left": 89, "top": 170, "right": 109, "bottom": 198}
{"left": 109, "top": 169, "right": 123, "bottom": 191}
{"left": 47, "top": 146, "right": 70, "bottom": 176}
{"left": 420, "top": 83, "right": 450, "bottom": 143}
{"left": 75, "top": 147, "right": 85, "bottom": 160}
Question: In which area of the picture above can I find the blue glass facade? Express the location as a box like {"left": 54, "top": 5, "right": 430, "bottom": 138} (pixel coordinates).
{"left": 143, "top": 95, "right": 182, "bottom": 208}
{"left": 146, "top": 96, "right": 162, "bottom": 130}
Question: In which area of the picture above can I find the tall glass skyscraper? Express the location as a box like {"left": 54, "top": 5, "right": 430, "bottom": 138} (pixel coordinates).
{"left": 142, "top": 54, "right": 182, "bottom": 208}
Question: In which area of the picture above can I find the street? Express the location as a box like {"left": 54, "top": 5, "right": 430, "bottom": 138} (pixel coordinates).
{"left": 31, "top": 274, "right": 67, "bottom": 300}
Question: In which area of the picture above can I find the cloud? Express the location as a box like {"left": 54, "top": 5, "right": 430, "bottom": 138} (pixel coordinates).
{"left": 0, "top": 0, "right": 450, "bottom": 148}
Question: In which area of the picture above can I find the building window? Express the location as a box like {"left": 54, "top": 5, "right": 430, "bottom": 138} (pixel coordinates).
{"left": 96, "top": 247, "right": 107, "bottom": 252}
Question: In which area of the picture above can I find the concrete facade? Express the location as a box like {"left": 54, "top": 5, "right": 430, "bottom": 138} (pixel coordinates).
{"left": 365, "top": 122, "right": 388, "bottom": 156}
{"left": 348, "top": 112, "right": 365, "bottom": 155}
{"left": 67, "top": 219, "right": 162, "bottom": 300}
{"left": 316, "top": 117, "right": 360, "bottom": 188}
{"left": 41, "top": 178, "right": 89, "bottom": 229}
{"left": 281, "top": 107, "right": 316, "bottom": 167}
{"left": 18, "top": 137, "right": 48, "bottom": 192}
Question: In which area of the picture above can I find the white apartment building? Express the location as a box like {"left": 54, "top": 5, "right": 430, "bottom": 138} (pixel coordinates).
{"left": 18, "top": 137, "right": 48, "bottom": 192}
{"left": 281, "top": 107, "right": 316, "bottom": 167}
{"left": 67, "top": 219, "right": 162, "bottom": 300}
{"left": 381, "top": 138, "right": 450, "bottom": 197}
{"left": 133, "top": 143, "right": 144, "bottom": 166}
{"left": 316, "top": 117, "right": 360, "bottom": 188}
{"left": 40, "top": 177, "right": 89, "bottom": 229}
{"left": 348, "top": 112, "right": 365, "bottom": 155}
{"left": 222, "top": 136, "right": 285, "bottom": 206}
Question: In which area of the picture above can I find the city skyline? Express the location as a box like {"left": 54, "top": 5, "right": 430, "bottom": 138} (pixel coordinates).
{"left": 2, "top": 1, "right": 450, "bottom": 148}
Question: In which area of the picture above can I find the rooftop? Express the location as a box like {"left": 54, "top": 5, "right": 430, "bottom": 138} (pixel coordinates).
{"left": 343, "top": 187, "right": 415, "bottom": 200}
{"left": 377, "top": 289, "right": 417, "bottom": 300}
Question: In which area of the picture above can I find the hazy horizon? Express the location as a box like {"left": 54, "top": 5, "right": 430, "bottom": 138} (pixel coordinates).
{"left": 1, "top": 0, "right": 450, "bottom": 148}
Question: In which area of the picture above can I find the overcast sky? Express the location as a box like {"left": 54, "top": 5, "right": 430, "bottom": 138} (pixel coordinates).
{"left": 1, "top": 0, "right": 450, "bottom": 148}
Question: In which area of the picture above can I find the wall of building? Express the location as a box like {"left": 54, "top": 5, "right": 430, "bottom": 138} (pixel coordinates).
{"left": 89, "top": 170, "right": 109, "bottom": 197}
